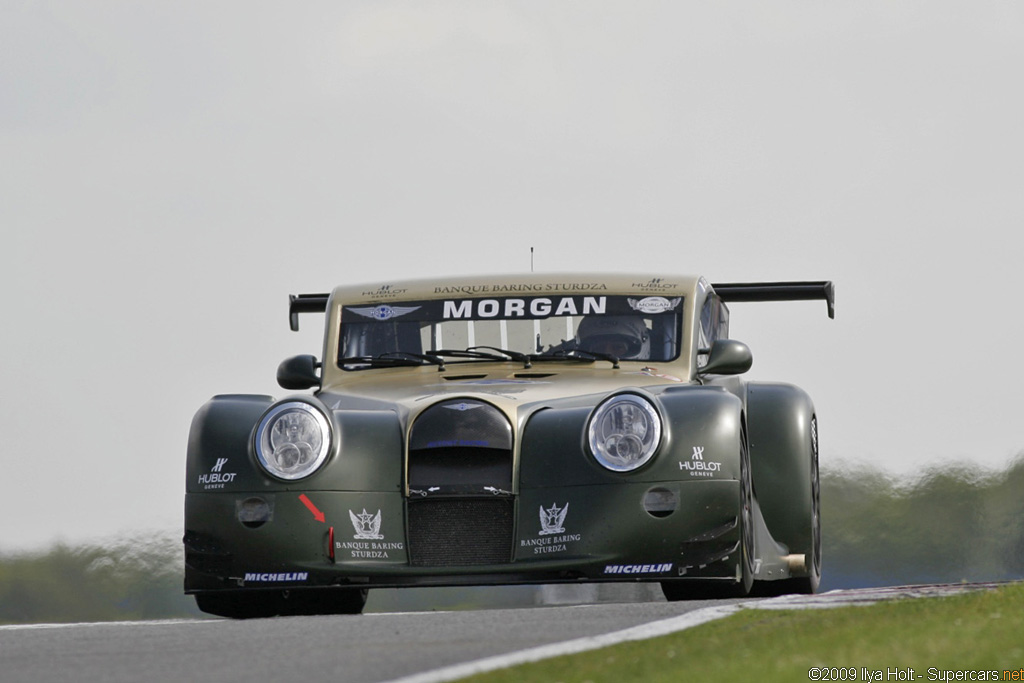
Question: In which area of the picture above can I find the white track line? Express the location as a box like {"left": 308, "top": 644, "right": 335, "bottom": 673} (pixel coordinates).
{"left": 0, "top": 619, "right": 208, "bottom": 631}
{"left": 381, "top": 604, "right": 742, "bottom": 683}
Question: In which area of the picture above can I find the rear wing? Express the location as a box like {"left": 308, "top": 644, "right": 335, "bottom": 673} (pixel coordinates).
{"left": 287, "top": 280, "right": 836, "bottom": 331}
{"left": 711, "top": 281, "right": 835, "bottom": 319}
{"left": 289, "top": 293, "right": 329, "bottom": 331}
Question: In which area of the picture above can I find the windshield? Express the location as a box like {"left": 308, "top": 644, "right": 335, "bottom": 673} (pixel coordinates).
{"left": 338, "top": 294, "right": 683, "bottom": 370}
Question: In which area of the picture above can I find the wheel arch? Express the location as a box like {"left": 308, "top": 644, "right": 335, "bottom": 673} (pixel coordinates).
{"left": 745, "top": 381, "right": 816, "bottom": 557}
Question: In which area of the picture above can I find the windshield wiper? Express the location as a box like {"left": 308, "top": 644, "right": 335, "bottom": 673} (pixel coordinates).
{"left": 429, "top": 347, "right": 533, "bottom": 368}
{"left": 530, "top": 349, "right": 620, "bottom": 369}
{"left": 341, "top": 352, "right": 446, "bottom": 370}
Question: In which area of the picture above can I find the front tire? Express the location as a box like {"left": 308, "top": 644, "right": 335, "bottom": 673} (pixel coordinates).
{"left": 754, "top": 415, "right": 821, "bottom": 596}
{"left": 790, "top": 415, "right": 822, "bottom": 593}
{"left": 195, "top": 588, "right": 368, "bottom": 619}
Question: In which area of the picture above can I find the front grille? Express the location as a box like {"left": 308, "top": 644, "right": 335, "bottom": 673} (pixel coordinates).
{"left": 408, "top": 499, "right": 514, "bottom": 566}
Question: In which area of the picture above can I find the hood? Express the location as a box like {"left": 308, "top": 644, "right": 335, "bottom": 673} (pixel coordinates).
{"left": 318, "top": 363, "right": 691, "bottom": 420}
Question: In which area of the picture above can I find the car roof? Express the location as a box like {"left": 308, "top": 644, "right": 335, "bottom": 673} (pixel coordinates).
{"left": 328, "top": 273, "right": 704, "bottom": 304}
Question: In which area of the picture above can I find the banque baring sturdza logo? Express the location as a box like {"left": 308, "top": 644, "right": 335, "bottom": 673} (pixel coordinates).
{"left": 349, "top": 509, "right": 384, "bottom": 540}
{"left": 520, "top": 502, "right": 581, "bottom": 556}
{"left": 338, "top": 509, "right": 405, "bottom": 559}
{"left": 539, "top": 503, "right": 569, "bottom": 535}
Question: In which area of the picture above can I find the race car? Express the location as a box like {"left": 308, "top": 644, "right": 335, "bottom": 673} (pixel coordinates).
{"left": 184, "top": 274, "right": 833, "bottom": 617}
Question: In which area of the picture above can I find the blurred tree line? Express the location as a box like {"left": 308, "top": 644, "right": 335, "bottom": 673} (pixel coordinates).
{"left": 0, "top": 534, "right": 201, "bottom": 624}
{"left": 820, "top": 455, "right": 1024, "bottom": 590}
{"left": 2, "top": 457, "right": 1023, "bottom": 623}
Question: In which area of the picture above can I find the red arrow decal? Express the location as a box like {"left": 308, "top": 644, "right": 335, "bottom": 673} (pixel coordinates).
{"left": 299, "top": 494, "right": 326, "bottom": 523}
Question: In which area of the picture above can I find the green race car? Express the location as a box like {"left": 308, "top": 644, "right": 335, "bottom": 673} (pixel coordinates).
{"left": 185, "top": 274, "right": 833, "bottom": 617}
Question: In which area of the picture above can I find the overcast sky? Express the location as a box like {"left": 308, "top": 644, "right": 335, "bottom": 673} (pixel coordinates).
{"left": 3, "top": 2, "right": 1023, "bottom": 552}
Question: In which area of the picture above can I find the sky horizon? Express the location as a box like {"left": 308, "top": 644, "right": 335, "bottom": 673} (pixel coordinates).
{"left": 4, "top": 2, "right": 1023, "bottom": 552}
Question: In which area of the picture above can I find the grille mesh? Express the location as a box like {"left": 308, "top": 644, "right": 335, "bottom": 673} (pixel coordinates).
{"left": 408, "top": 499, "right": 514, "bottom": 566}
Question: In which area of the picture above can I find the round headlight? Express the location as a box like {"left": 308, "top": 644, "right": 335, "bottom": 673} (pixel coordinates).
{"left": 254, "top": 401, "right": 333, "bottom": 480}
{"left": 588, "top": 394, "right": 662, "bottom": 472}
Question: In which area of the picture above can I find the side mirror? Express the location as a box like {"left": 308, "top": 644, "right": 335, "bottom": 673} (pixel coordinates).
{"left": 277, "top": 354, "right": 321, "bottom": 390}
{"left": 698, "top": 339, "right": 753, "bottom": 376}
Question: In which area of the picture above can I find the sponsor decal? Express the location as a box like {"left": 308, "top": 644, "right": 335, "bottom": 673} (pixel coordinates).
{"left": 338, "top": 509, "right": 405, "bottom": 559}
{"left": 539, "top": 503, "right": 568, "bottom": 535}
{"left": 603, "top": 563, "right": 674, "bottom": 575}
{"left": 627, "top": 296, "right": 681, "bottom": 314}
{"left": 679, "top": 446, "right": 723, "bottom": 477}
{"left": 360, "top": 284, "right": 409, "bottom": 299}
{"left": 520, "top": 503, "right": 581, "bottom": 555}
{"left": 443, "top": 296, "right": 606, "bottom": 319}
{"left": 244, "top": 572, "right": 309, "bottom": 583}
{"left": 349, "top": 509, "right": 384, "bottom": 540}
{"left": 341, "top": 294, "right": 661, "bottom": 325}
{"left": 520, "top": 533, "right": 582, "bottom": 555}
{"left": 433, "top": 283, "right": 608, "bottom": 295}
{"left": 631, "top": 278, "right": 680, "bottom": 291}
{"left": 348, "top": 304, "right": 421, "bottom": 321}
{"left": 198, "top": 458, "right": 237, "bottom": 489}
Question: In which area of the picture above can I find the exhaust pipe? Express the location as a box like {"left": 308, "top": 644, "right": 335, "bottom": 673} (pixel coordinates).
{"left": 783, "top": 554, "right": 806, "bottom": 574}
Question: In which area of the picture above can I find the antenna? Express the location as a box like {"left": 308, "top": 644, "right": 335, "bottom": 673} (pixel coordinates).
{"left": 530, "top": 247, "right": 534, "bottom": 273}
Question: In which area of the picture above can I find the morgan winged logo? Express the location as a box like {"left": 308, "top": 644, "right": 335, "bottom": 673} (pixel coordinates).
{"left": 539, "top": 503, "right": 569, "bottom": 536}
{"left": 349, "top": 305, "right": 420, "bottom": 321}
{"left": 627, "top": 296, "right": 682, "bottom": 314}
{"left": 349, "top": 509, "right": 384, "bottom": 540}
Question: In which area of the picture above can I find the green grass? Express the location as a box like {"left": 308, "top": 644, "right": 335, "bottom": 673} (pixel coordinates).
{"left": 461, "top": 582, "right": 1024, "bottom": 683}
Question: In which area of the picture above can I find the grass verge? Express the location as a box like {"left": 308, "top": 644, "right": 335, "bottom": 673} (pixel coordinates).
{"left": 461, "top": 583, "right": 1024, "bottom": 683}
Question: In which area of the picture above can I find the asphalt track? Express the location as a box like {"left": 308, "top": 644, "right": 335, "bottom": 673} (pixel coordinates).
{"left": 0, "top": 583, "right": 1008, "bottom": 683}
{"left": 0, "top": 596, "right": 742, "bottom": 683}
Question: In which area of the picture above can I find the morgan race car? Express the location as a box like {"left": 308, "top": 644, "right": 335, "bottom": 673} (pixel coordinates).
{"left": 185, "top": 274, "right": 834, "bottom": 618}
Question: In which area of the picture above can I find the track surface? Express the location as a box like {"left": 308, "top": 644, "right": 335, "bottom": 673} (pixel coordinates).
{"left": 0, "top": 598, "right": 743, "bottom": 683}
{"left": 4, "top": 583, "right": 1008, "bottom": 683}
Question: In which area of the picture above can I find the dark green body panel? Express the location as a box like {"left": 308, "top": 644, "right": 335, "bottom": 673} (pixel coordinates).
{"left": 187, "top": 397, "right": 404, "bottom": 495}
{"left": 519, "top": 386, "right": 743, "bottom": 487}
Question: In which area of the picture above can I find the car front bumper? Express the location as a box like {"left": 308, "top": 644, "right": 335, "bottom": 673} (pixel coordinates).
{"left": 184, "top": 479, "right": 743, "bottom": 592}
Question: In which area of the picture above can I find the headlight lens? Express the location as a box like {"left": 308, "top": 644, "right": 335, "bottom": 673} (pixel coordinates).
{"left": 254, "top": 401, "right": 332, "bottom": 480}
{"left": 588, "top": 394, "right": 662, "bottom": 472}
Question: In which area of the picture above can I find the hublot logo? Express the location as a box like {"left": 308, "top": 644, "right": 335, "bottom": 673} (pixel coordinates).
{"left": 631, "top": 278, "right": 679, "bottom": 291}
